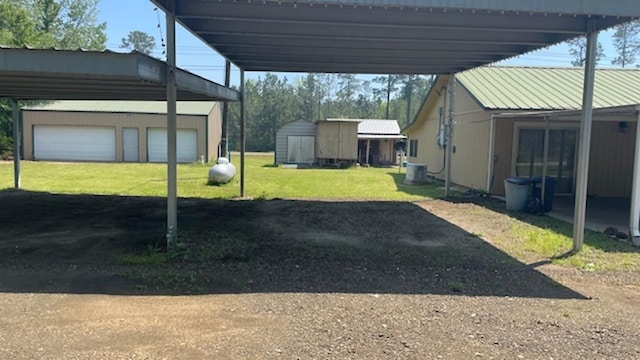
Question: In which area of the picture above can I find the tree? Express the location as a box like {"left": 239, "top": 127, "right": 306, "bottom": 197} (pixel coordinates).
{"left": 120, "top": 30, "right": 156, "bottom": 55}
{"left": 611, "top": 20, "right": 640, "bottom": 68}
{"left": 567, "top": 36, "right": 605, "bottom": 66}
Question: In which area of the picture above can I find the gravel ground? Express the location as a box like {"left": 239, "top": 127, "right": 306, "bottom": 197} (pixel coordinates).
{"left": 0, "top": 190, "right": 639, "bottom": 359}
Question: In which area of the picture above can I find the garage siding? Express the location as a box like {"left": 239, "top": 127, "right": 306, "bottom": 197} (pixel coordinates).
{"left": 22, "top": 111, "right": 207, "bottom": 162}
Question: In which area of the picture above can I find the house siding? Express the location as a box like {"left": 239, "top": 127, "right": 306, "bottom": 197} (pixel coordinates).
{"left": 449, "top": 86, "right": 491, "bottom": 191}
{"left": 406, "top": 77, "right": 490, "bottom": 192}
{"left": 275, "top": 120, "right": 317, "bottom": 164}
{"left": 491, "top": 119, "right": 515, "bottom": 195}
{"left": 22, "top": 111, "right": 207, "bottom": 162}
{"left": 588, "top": 121, "right": 635, "bottom": 197}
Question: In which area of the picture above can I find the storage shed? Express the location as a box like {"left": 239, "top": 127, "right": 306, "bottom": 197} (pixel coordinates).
{"left": 22, "top": 100, "right": 221, "bottom": 163}
{"left": 275, "top": 120, "right": 317, "bottom": 164}
{"left": 316, "top": 119, "right": 359, "bottom": 166}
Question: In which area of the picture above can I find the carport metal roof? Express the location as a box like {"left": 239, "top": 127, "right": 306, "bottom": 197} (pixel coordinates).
{"left": 0, "top": 47, "right": 240, "bottom": 101}
{"left": 152, "top": 0, "right": 640, "bottom": 74}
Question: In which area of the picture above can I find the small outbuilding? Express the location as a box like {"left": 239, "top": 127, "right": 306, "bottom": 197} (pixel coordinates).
{"left": 22, "top": 100, "right": 221, "bottom": 163}
{"left": 357, "top": 119, "right": 406, "bottom": 166}
{"left": 275, "top": 120, "right": 317, "bottom": 164}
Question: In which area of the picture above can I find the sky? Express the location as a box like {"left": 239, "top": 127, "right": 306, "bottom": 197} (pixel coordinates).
{"left": 97, "top": 0, "right": 620, "bottom": 87}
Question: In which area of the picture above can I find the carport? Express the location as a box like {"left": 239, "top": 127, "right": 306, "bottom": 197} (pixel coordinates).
{"left": 3, "top": 1, "right": 640, "bottom": 251}
{"left": 0, "top": 47, "right": 240, "bottom": 244}
{"left": 151, "top": 0, "right": 639, "bottom": 250}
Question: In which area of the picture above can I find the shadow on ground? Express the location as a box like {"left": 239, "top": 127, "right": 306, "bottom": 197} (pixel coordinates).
{"left": 0, "top": 189, "right": 585, "bottom": 299}
{"left": 387, "top": 172, "right": 443, "bottom": 198}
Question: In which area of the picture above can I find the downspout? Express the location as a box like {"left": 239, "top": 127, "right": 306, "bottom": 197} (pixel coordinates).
{"left": 629, "top": 106, "right": 640, "bottom": 241}
{"left": 486, "top": 113, "right": 495, "bottom": 194}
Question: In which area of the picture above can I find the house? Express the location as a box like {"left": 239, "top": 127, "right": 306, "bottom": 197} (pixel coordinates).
{"left": 22, "top": 100, "right": 222, "bottom": 163}
{"left": 404, "top": 66, "right": 640, "bottom": 199}
{"left": 275, "top": 118, "right": 405, "bottom": 166}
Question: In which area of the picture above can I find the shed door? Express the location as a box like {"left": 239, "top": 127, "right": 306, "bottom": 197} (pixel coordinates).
{"left": 147, "top": 128, "right": 198, "bottom": 163}
{"left": 287, "top": 136, "right": 315, "bottom": 163}
{"left": 33, "top": 125, "right": 116, "bottom": 161}
{"left": 123, "top": 128, "right": 139, "bottom": 162}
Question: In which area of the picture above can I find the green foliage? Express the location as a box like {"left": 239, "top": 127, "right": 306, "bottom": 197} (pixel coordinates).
{"left": 120, "top": 30, "right": 156, "bottom": 55}
{"left": 611, "top": 20, "right": 640, "bottom": 68}
{"left": 226, "top": 73, "right": 433, "bottom": 152}
{"left": 567, "top": 36, "right": 605, "bottom": 67}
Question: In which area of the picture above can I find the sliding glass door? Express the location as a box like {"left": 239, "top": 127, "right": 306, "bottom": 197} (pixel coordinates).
{"left": 515, "top": 128, "right": 577, "bottom": 194}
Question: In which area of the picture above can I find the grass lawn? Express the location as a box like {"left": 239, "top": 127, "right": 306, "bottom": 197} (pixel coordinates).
{"left": 1, "top": 153, "right": 638, "bottom": 272}
{"left": 0, "top": 153, "right": 442, "bottom": 200}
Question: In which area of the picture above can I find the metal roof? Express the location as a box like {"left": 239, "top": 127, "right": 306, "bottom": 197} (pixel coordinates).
{"left": 23, "top": 100, "right": 217, "bottom": 116}
{"left": 0, "top": 47, "right": 240, "bottom": 101}
{"left": 152, "top": 0, "right": 639, "bottom": 74}
{"left": 358, "top": 119, "right": 401, "bottom": 135}
{"left": 458, "top": 67, "right": 640, "bottom": 110}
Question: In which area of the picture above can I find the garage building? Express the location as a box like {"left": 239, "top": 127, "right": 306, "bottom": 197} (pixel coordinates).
{"left": 22, "top": 101, "right": 221, "bottom": 163}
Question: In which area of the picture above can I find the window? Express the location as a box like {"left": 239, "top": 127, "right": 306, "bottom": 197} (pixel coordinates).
{"left": 409, "top": 139, "right": 418, "bottom": 157}
{"left": 515, "top": 128, "right": 577, "bottom": 194}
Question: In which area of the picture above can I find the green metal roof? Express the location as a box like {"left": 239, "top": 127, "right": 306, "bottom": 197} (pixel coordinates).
{"left": 23, "top": 100, "right": 217, "bottom": 116}
{"left": 458, "top": 67, "right": 640, "bottom": 110}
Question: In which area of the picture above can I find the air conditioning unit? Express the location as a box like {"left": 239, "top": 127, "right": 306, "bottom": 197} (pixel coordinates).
{"left": 404, "top": 163, "right": 428, "bottom": 185}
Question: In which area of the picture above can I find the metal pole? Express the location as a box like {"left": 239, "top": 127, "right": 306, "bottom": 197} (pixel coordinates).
{"left": 486, "top": 113, "right": 495, "bottom": 193}
{"left": 572, "top": 26, "right": 598, "bottom": 252}
{"left": 166, "top": 2, "right": 177, "bottom": 248}
{"left": 220, "top": 60, "right": 231, "bottom": 158}
{"left": 541, "top": 117, "right": 550, "bottom": 207}
{"left": 12, "top": 99, "right": 20, "bottom": 188}
{"left": 629, "top": 106, "right": 640, "bottom": 239}
{"left": 240, "top": 69, "right": 246, "bottom": 197}
{"left": 444, "top": 74, "right": 456, "bottom": 197}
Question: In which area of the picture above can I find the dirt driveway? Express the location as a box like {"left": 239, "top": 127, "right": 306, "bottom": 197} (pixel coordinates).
{"left": 0, "top": 190, "right": 639, "bottom": 359}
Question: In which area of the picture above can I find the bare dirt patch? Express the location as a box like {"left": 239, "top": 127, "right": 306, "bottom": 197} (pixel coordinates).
{"left": 0, "top": 190, "right": 639, "bottom": 359}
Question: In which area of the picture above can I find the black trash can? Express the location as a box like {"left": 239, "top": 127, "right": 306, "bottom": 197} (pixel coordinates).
{"left": 531, "top": 176, "right": 557, "bottom": 212}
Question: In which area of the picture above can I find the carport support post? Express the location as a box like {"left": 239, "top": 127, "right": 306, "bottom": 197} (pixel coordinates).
{"left": 572, "top": 26, "right": 598, "bottom": 252}
{"left": 444, "top": 74, "right": 456, "bottom": 197}
{"left": 629, "top": 106, "right": 640, "bottom": 239}
{"left": 220, "top": 60, "right": 231, "bottom": 158}
{"left": 541, "top": 116, "right": 550, "bottom": 207}
{"left": 12, "top": 99, "right": 20, "bottom": 188}
{"left": 166, "top": 2, "right": 178, "bottom": 248}
{"left": 240, "top": 69, "right": 246, "bottom": 197}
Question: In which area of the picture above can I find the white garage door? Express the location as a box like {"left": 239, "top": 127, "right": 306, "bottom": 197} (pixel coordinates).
{"left": 34, "top": 125, "right": 116, "bottom": 161}
{"left": 147, "top": 128, "right": 198, "bottom": 163}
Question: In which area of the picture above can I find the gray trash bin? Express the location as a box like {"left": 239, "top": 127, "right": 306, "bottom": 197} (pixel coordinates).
{"left": 504, "top": 177, "right": 531, "bottom": 211}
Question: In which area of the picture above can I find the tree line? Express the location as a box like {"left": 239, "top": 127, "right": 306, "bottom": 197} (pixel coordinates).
{"left": 224, "top": 73, "right": 433, "bottom": 152}
{"left": 0, "top": 0, "right": 639, "bottom": 157}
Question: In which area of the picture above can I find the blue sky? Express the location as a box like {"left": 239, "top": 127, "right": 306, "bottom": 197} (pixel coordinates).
{"left": 97, "top": 0, "right": 619, "bottom": 86}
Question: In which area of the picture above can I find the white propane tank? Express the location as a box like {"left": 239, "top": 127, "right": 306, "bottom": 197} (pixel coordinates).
{"left": 208, "top": 157, "right": 236, "bottom": 184}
